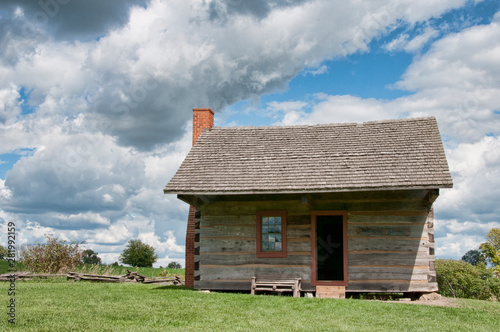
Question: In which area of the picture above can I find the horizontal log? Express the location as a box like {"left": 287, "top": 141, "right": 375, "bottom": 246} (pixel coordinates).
{"left": 68, "top": 273, "right": 121, "bottom": 279}
{"left": 0, "top": 271, "right": 31, "bottom": 277}
{"left": 348, "top": 253, "right": 434, "bottom": 266}
{"left": 195, "top": 280, "right": 315, "bottom": 292}
{"left": 348, "top": 272, "right": 430, "bottom": 282}
{"left": 199, "top": 226, "right": 255, "bottom": 238}
{"left": 203, "top": 200, "right": 428, "bottom": 217}
{"left": 202, "top": 202, "right": 310, "bottom": 216}
{"left": 348, "top": 214, "right": 427, "bottom": 224}
{"left": 346, "top": 282, "right": 438, "bottom": 293}
{"left": 201, "top": 215, "right": 256, "bottom": 227}
{"left": 0, "top": 273, "right": 66, "bottom": 278}
{"left": 287, "top": 215, "right": 311, "bottom": 226}
{"left": 347, "top": 237, "right": 428, "bottom": 252}
{"left": 310, "top": 199, "right": 428, "bottom": 211}
{"left": 348, "top": 266, "right": 429, "bottom": 274}
{"left": 76, "top": 276, "right": 122, "bottom": 283}
{"left": 200, "top": 238, "right": 311, "bottom": 253}
{"left": 200, "top": 253, "right": 311, "bottom": 266}
{"left": 347, "top": 249, "right": 427, "bottom": 255}
{"left": 289, "top": 241, "right": 312, "bottom": 252}
{"left": 200, "top": 238, "right": 255, "bottom": 252}
{"left": 199, "top": 266, "right": 311, "bottom": 281}
{"left": 287, "top": 227, "right": 311, "bottom": 238}
{"left": 350, "top": 264, "right": 430, "bottom": 269}
{"left": 347, "top": 224, "right": 426, "bottom": 238}
{"left": 349, "top": 211, "right": 428, "bottom": 217}
{"left": 313, "top": 190, "right": 429, "bottom": 201}
{"left": 202, "top": 236, "right": 255, "bottom": 241}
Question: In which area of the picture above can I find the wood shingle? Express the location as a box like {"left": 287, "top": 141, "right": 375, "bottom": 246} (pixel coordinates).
{"left": 164, "top": 117, "right": 453, "bottom": 195}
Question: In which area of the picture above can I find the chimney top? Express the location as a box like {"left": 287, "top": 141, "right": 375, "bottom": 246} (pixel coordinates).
{"left": 192, "top": 108, "right": 214, "bottom": 146}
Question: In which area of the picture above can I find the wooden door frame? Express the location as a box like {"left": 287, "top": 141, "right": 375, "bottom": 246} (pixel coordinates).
{"left": 311, "top": 210, "right": 348, "bottom": 286}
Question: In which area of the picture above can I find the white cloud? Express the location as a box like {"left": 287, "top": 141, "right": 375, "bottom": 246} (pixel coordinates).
{"left": 138, "top": 230, "right": 185, "bottom": 255}
{"left": 56, "top": 212, "right": 111, "bottom": 227}
{"left": 92, "top": 222, "right": 133, "bottom": 245}
{"left": 274, "top": 94, "right": 395, "bottom": 126}
{"left": 266, "top": 10, "right": 500, "bottom": 259}
{"left": 435, "top": 232, "right": 485, "bottom": 259}
{"left": 384, "top": 27, "right": 439, "bottom": 53}
{"left": 0, "top": 179, "right": 12, "bottom": 200}
{"left": 437, "top": 136, "right": 500, "bottom": 223}
{"left": 0, "top": 0, "right": 496, "bottom": 265}
{"left": 0, "top": 85, "right": 21, "bottom": 124}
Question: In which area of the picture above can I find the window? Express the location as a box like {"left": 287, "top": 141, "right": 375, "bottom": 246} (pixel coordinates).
{"left": 256, "top": 211, "right": 287, "bottom": 258}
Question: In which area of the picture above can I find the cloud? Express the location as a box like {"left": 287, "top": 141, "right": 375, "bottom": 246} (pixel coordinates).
{"left": 0, "top": 86, "right": 21, "bottom": 124}
{"left": 1, "top": 131, "right": 144, "bottom": 214}
{"left": 1, "top": 0, "right": 495, "bottom": 265}
{"left": 384, "top": 27, "right": 439, "bottom": 53}
{"left": 437, "top": 136, "right": 500, "bottom": 223}
{"left": 92, "top": 222, "right": 133, "bottom": 245}
{"left": 1, "top": 0, "right": 477, "bottom": 151}
{"left": 264, "top": 10, "right": 500, "bottom": 259}
{"left": 138, "top": 230, "right": 184, "bottom": 255}
{"left": 56, "top": 212, "right": 111, "bottom": 227}
{"left": 0, "top": 0, "right": 147, "bottom": 41}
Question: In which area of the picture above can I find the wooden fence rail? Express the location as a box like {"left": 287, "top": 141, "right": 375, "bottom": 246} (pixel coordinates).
{"left": 0, "top": 270, "right": 184, "bottom": 285}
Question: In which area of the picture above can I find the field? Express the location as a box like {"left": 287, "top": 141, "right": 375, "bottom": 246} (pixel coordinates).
{"left": 0, "top": 260, "right": 184, "bottom": 278}
{"left": 1, "top": 276, "right": 499, "bottom": 331}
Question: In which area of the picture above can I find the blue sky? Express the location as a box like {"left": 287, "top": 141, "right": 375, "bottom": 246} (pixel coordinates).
{"left": 1, "top": 0, "right": 500, "bottom": 267}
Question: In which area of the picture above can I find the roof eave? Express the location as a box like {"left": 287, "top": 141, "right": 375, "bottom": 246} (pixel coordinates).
{"left": 163, "top": 184, "right": 453, "bottom": 196}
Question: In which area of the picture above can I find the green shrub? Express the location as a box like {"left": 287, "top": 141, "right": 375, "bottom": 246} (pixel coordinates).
{"left": 119, "top": 239, "right": 158, "bottom": 268}
{"left": 82, "top": 249, "right": 102, "bottom": 265}
{"left": 167, "top": 261, "right": 182, "bottom": 269}
{"left": 436, "top": 259, "right": 499, "bottom": 300}
{"left": 20, "top": 235, "right": 84, "bottom": 274}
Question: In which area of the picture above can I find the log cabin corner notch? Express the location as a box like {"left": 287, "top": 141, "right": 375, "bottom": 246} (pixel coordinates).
{"left": 164, "top": 110, "right": 453, "bottom": 295}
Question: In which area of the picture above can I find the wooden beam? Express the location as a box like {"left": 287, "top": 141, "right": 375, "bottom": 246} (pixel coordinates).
{"left": 425, "top": 189, "right": 439, "bottom": 206}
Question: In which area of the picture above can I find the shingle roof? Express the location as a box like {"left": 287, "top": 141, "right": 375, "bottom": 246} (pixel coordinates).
{"left": 164, "top": 117, "right": 453, "bottom": 195}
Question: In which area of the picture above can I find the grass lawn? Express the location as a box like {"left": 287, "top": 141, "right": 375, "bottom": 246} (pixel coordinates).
{"left": 74, "top": 264, "right": 185, "bottom": 278}
{"left": 0, "top": 260, "right": 184, "bottom": 278}
{"left": 1, "top": 278, "right": 499, "bottom": 331}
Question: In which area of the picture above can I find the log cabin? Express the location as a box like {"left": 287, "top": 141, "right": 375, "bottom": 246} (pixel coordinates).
{"left": 163, "top": 108, "right": 453, "bottom": 298}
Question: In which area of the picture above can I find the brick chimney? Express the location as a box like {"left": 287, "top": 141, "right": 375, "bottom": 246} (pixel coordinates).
{"left": 192, "top": 108, "right": 214, "bottom": 145}
{"left": 185, "top": 108, "right": 214, "bottom": 288}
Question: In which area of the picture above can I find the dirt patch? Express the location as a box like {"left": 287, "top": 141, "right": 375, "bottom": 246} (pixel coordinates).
{"left": 385, "top": 294, "right": 461, "bottom": 307}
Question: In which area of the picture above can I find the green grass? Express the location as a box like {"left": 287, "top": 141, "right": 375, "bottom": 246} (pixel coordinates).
{"left": 1, "top": 279, "right": 499, "bottom": 331}
{"left": 0, "top": 260, "right": 184, "bottom": 278}
{"left": 74, "top": 264, "right": 185, "bottom": 278}
{"left": 0, "top": 259, "right": 25, "bottom": 273}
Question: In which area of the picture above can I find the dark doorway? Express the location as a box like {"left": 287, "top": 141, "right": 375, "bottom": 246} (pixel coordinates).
{"left": 316, "top": 215, "right": 344, "bottom": 281}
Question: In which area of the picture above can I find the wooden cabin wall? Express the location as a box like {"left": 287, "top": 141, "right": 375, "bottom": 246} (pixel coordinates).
{"left": 194, "top": 190, "right": 437, "bottom": 293}
{"left": 195, "top": 200, "right": 313, "bottom": 291}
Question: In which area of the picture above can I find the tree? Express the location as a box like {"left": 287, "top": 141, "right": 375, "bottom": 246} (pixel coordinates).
{"left": 0, "top": 245, "right": 8, "bottom": 260}
{"left": 82, "top": 249, "right": 102, "bottom": 265}
{"left": 461, "top": 249, "right": 484, "bottom": 266}
{"left": 479, "top": 228, "right": 500, "bottom": 276}
{"left": 167, "top": 261, "right": 182, "bottom": 269}
{"left": 119, "top": 239, "right": 158, "bottom": 267}
{"left": 20, "top": 235, "right": 84, "bottom": 273}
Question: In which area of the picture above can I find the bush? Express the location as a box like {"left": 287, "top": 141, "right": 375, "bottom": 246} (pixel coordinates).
{"left": 0, "top": 245, "right": 8, "bottom": 260}
{"left": 82, "top": 249, "right": 102, "bottom": 265}
{"left": 436, "top": 259, "right": 499, "bottom": 300}
{"left": 167, "top": 261, "right": 182, "bottom": 269}
{"left": 119, "top": 239, "right": 158, "bottom": 268}
{"left": 21, "top": 235, "right": 84, "bottom": 273}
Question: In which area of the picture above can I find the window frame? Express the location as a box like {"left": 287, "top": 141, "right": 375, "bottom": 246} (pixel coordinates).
{"left": 256, "top": 210, "right": 287, "bottom": 258}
